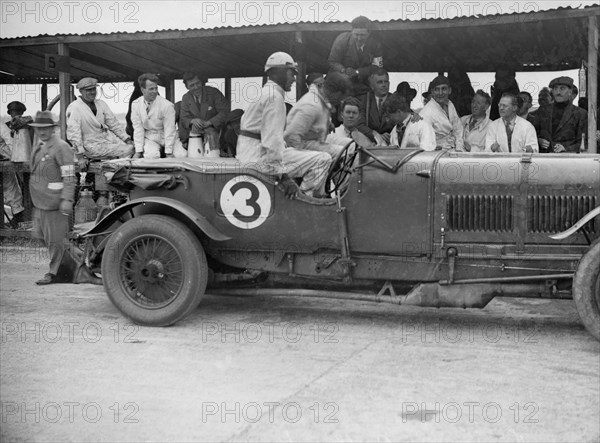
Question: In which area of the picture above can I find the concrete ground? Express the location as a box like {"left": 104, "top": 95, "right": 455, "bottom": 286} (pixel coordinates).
{"left": 1, "top": 246, "right": 599, "bottom": 442}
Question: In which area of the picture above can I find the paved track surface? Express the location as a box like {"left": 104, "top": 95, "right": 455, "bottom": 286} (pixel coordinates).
{"left": 1, "top": 250, "right": 599, "bottom": 442}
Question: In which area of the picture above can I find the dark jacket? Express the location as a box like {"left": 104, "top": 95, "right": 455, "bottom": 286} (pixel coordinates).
{"left": 356, "top": 92, "right": 395, "bottom": 143}
{"left": 30, "top": 134, "right": 76, "bottom": 210}
{"left": 180, "top": 86, "right": 230, "bottom": 142}
{"left": 328, "top": 32, "right": 383, "bottom": 84}
{"left": 531, "top": 103, "right": 588, "bottom": 153}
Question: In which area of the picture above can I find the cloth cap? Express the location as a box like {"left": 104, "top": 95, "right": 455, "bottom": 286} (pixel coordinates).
{"left": 428, "top": 75, "right": 450, "bottom": 91}
{"left": 7, "top": 101, "right": 26, "bottom": 113}
{"left": 395, "top": 82, "right": 417, "bottom": 100}
{"left": 28, "top": 110, "right": 58, "bottom": 127}
{"left": 76, "top": 77, "right": 98, "bottom": 90}
{"left": 549, "top": 76, "right": 574, "bottom": 89}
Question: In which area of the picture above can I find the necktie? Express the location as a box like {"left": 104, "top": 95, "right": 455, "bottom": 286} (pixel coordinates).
{"left": 145, "top": 101, "right": 151, "bottom": 114}
{"left": 89, "top": 102, "right": 97, "bottom": 115}
{"left": 504, "top": 120, "right": 513, "bottom": 152}
{"left": 396, "top": 124, "right": 407, "bottom": 146}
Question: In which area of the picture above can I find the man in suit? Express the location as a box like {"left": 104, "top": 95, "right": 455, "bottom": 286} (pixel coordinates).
{"left": 328, "top": 16, "right": 383, "bottom": 95}
{"left": 179, "top": 72, "right": 230, "bottom": 154}
{"left": 485, "top": 93, "right": 538, "bottom": 153}
{"left": 357, "top": 68, "right": 395, "bottom": 145}
{"left": 28, "top": 111, "right": 77, "bottom": 285}
{"left": 531, "top": 76, "right": 587, "bottom": 153}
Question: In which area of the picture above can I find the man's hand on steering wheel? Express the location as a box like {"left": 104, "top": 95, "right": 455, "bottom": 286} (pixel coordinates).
{"left": 276, "top": 174, "right": 298, "bottom": 199}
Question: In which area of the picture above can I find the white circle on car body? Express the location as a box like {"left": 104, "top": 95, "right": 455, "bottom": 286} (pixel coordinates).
{"left": 220, "top": 175, "right": 272, "bottom": 229}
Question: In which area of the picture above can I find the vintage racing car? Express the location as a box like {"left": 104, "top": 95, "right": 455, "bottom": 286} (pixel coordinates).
{"left": 73, "top": 145, "right": 600, "bottom": 340}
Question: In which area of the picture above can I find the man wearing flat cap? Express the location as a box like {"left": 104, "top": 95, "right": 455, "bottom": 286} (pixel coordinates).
{"left": 66, "top": 77, "right": 134, "bottom": 169}
{"left": 419, "top": 75, "right": 464, "bottom": 151}
{"left": 531, "top": 76, "right": 587, "bottom": 153}
{"left": 29, "top": 111, "right": 77, "bottom": 285}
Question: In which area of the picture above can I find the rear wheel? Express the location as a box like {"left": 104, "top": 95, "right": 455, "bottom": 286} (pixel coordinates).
{"left": 572, "top": 239, "right": 600, "bottom": 341}
{"left": 101, "top": 215, "right": 207, "bottom": 326}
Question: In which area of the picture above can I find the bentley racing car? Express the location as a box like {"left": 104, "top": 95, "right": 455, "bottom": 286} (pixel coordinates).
{"left": 74, "top": 145, "right": 600, "bottom": 340}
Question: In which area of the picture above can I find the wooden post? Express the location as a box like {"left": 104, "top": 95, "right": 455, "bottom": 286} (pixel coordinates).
{"left": 58, "top": 42, "right": 70, "bottom": 140}
{"left": 165, "top": 77, "right": 175, "bottom": 103}
{"left": 588, "top": 15, "right": 598, "bottom": 153}
{"left": 294, "top": 31, "right": 306, "bottom": 101}
{"left": 41, "top": 83, "right": 48, "bottom": 111}
{"left": 225, "top": 77, "right": 232, "bottom": 102}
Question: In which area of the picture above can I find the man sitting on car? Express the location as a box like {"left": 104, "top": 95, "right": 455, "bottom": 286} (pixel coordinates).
{"left": 285, "top": 71, "right": 352, "bottom": 158}
{"left": 236, "top": 52, "right": 332, "bottom": 199}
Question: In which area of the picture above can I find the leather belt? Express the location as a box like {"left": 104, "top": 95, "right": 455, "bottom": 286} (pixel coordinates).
{"left": 239, "top": 130, "right": 261, "bottom": 140}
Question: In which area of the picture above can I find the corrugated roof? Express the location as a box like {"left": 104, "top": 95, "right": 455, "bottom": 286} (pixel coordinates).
{"left": 1, "top": 4, "right": 598, "bottom": 84}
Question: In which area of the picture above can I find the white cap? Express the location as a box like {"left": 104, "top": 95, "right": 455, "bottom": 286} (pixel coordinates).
{"left": 264, "top": 52, "right": 298, "bottom": 73}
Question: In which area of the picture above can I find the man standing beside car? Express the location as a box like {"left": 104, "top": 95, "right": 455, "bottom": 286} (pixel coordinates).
{"left": 531, "top": 76, "right": 587, "bottom": 153}
{"left": 28, "top": 111, "right": 77, "bottom": 285}
{"left": 236, "top": 52, "right": 332, "bottom": 199}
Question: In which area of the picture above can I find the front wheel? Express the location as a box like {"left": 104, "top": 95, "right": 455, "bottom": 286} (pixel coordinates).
{"left": 572, "top": 239, "right": 600, "bottom": 341}
{"left": 101, "top": 215, "right": 208, "bottom": 326}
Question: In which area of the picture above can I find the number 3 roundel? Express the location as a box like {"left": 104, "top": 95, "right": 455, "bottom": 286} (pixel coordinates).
{"left": 220, "top": 176, "right": 272, "bottom": 229}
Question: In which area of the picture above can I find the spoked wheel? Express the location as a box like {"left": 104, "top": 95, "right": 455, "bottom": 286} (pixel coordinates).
{"left": 325, "top": 140, "right": 358, "bottom": 195}
{"left": 102, "top": 215, "right": 207, "bottom": 326}
{"left": 572, "top": 238, "right": 600, "bottom": 341}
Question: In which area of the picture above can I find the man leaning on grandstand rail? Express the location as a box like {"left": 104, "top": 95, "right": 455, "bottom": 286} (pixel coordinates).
{"left": 285, "top": 71, "right": 352, "bottom": 159}
{"left": 66, "top": 77, "right": 134, "bottom": 170}
{"left": 131, "top": 73, "right": 187, "bottom": 159}
{"left": 236, "top": 52, "right": 332, "bottom": 199}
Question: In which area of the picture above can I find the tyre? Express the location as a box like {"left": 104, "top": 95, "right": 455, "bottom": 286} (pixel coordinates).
{"left": 572, "top": 238, "right": 600, "bottom": 341}
{"left": 101, "top": 215, "right": 208, "bottom": 326}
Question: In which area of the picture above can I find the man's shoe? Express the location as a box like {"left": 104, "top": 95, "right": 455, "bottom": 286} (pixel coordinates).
{"left": 36, "top": 273, "right": 56, "bottom": 285}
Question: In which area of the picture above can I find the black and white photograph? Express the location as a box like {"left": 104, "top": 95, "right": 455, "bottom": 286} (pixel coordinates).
{"left": 1, "top": 0, "right": 599, "bottom": 441}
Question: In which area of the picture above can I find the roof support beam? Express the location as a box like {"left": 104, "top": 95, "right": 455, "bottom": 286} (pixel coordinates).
{"left": 58, "top": 42, "right": 70, "bottom": 140}
{"left": 68, "top": 48, "right": 140, "bottom": 80}
{"left": 588, "top": 15, "right": 598, "bottom": 154}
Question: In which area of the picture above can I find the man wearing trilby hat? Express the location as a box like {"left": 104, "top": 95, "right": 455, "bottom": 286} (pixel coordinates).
{"left": 29, "top": 111, "right": 77, "bottom": 285}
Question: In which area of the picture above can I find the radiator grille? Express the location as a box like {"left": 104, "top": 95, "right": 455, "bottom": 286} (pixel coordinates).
{"left": 447, "top": 195, "right": 513, "bottom": 232}
{"left": 528, "top": 195, "right": 597, "bottom": 233}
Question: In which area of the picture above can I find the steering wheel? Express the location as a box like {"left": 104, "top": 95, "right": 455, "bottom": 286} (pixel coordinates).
{"left": 325, "top": 139, "right": 358, "bottom": 195}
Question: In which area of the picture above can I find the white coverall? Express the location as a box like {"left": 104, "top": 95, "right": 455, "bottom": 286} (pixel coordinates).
{"left": 131, "top": 95, "right": 186, "bottom": 159}
{"left": 236, "top": 80, "right": 332, "bottom": 196}
{"left": 66, "top": 97, "right": 132, "bottom": 159}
